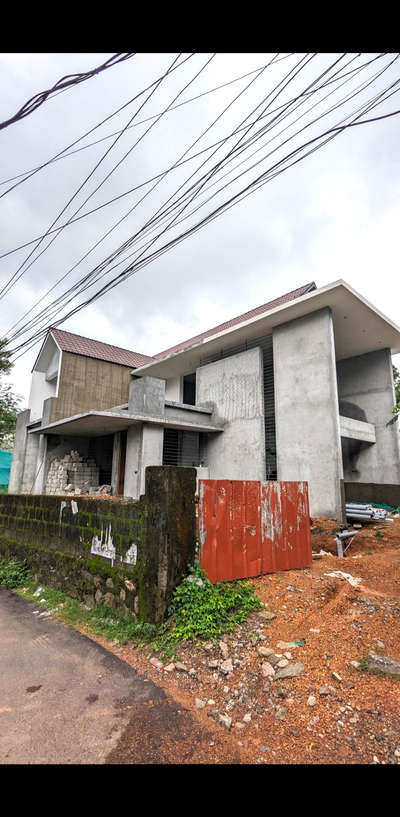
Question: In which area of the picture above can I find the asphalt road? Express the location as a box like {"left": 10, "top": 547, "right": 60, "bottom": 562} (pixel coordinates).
{"left": 0, "top": 588, "right": 173, "bottom": 764}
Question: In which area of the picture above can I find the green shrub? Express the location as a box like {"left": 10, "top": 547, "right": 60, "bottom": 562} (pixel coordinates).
{"left": 151, "top": 560, "right": 262, "bottom": 659}
{"left": 0, "top": 558, "right": 29, "bottom": 588}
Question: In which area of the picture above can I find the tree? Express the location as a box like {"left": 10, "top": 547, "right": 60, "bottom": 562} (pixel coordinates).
{"left": 387, "top": 364, "right": 400, "bottom": 427}
{"left": 0, "top": 338, "right": 22, "bottom": 450}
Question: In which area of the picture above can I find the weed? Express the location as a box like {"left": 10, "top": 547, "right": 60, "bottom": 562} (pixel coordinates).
{"left": 363, "top": 550, "right": 373, "bottom": 556}
{"left": 150, "top": 560, "right": 262, "bottom": 660}
{"left": 4, "top": 556, "right": 262, "bottom": 662}
{"left": 0, "top": 558, "right": 29, "bottom": 588}
{"left": 375, "top": 531, "right": 383, "bottom": 539}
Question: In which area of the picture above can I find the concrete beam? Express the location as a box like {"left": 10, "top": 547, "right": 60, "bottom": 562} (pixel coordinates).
{"left": 339, "top": 415, "right": 376, "bottom": 443}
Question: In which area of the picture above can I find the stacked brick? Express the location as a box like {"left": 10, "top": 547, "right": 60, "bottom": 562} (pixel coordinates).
{"left": 46, "top": 449, "right": 99, "bottom": 494}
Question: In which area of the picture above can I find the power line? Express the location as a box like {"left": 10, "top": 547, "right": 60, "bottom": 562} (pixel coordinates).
{"left": 0, "top": 53, "right": 136, "bottom": 131}
{"left": 1, "top": 53, "right": 384, "bottom": 264}
{"left": 6, "top": 54, "right": 391, "bottom": 344}
{"left": 11, "top": 79, "right": 400, "bottom": 360}
{"left": 4, "top": 54, "right": 286, "bottom": 337}
{"left": 0, "top": 53, "right": 198, "bottom": 201}
{"left": 0, "top": 53, "right": 195, "bottom": 302}
{"left": 0, "top": 58, "right": 295, "bottom": 190}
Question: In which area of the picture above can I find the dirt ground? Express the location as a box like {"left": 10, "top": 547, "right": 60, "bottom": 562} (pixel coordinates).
{"left": 74, "top": 515, "right": 400, "bottom": 765}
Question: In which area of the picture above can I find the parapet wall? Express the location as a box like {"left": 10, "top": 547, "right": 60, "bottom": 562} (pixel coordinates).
{"left": 0, "top": 466, "right": 196, "bottom": 624}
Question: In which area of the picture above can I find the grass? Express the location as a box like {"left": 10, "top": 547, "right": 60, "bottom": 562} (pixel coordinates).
{"left": 0, "top": 557, "right": 262, "bottom": 661}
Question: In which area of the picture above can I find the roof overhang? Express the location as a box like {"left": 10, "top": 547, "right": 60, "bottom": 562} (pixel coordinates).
{"left": 29, "top": 410, "right": 224, "bottom": 437}
{"left": 132, "top": 280, "right": 400, "bottom": 379}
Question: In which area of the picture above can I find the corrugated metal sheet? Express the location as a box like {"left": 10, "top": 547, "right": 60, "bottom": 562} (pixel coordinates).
{"left": 199, "top": 479, "right": 312, "bottom": 584}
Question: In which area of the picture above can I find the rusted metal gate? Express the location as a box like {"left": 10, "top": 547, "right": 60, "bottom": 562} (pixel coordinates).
{"left": 198, "top": 480, "right": 312, "bottom": 584}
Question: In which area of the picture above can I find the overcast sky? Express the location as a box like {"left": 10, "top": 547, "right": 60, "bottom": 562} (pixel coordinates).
{"left": 1, "top": 52, "right": 400, "bottom": 405}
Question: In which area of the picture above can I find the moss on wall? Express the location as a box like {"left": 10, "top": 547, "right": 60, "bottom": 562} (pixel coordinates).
{"left": 0, "top": 467, "right": 196, "bottom": 623}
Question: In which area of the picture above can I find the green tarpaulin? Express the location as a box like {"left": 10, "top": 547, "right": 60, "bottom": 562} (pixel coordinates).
{"left": 0, "top": 449, "right": 12, "bottom": 486}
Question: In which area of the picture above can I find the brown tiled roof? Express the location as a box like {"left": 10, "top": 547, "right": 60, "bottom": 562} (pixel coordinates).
{"left": 50, "top": 327, "right": 155, "bottom": 369}
{"left": 154, "top": 282, "right": 317, "bottom": 359}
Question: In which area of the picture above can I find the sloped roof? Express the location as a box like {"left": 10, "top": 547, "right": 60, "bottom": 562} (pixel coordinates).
{"left": 153, "top": 282, "right": 317, "bottom": 359}
{"left": 50, "top": 327, "right": 155, "bottom": 369}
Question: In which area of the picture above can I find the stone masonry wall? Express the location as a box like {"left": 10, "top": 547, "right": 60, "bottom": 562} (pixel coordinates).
{"left": 0, "top": 466, "right": 196, "bottom": 624}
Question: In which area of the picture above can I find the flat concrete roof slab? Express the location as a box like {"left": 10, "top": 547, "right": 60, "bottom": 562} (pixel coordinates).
{"left": 131, "top": 280, "right": 400, "bottom": 379}
{"left": 29, "top": 410, "right": 224, "bottom": 437}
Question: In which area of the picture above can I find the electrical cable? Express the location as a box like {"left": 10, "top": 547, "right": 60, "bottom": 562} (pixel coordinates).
{"left": 0, "top": 53, "right": 195, "bottom": 302}
{"left": 0, "top": 53, "right": 136, "bottom": 131}
{"left": 6, "top": 53, "right": 391, "bottom": 344}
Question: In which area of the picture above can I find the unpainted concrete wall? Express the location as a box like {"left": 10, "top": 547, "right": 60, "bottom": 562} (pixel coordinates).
{"left": 337, "top": 348, "right": 400, "bottom": 484}
{"left": 196, "top": 347, "right": 266, "bottom": 481}
{"left": 273, "top": 307, "right": 344, "bottom": 521}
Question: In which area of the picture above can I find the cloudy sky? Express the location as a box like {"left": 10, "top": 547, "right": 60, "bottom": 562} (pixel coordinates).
{"left": 1, "top": 52, "right": 400, "bottom": 405}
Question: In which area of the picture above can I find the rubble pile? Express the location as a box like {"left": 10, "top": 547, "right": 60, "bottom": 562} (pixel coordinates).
{"left": 46, "top": 450, "right": 100, "bottom": 495}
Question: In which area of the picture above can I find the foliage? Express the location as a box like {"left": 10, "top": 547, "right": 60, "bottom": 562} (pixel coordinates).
{"left": 6, "top": 557, "right": 262, "bottom": 662}
{"left": 150, "top": 560, "right": 262, "bottom": 659}
{"left": 0, "top": 339, "right": 12, "bottom": 376}
{"left": 0, "top": 558, "right": 29, "bottom": 588}
{"left": 0, "top": 338, "right": 22, "bottom": 450}
{"left": 387, "top": 365, "right": 400, "bottom": 426}
{"left": 0, "top": 383, "right": 22, "bottom": 449}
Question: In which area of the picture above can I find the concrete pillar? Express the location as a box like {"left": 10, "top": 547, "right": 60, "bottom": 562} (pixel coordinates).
{"left": 196, "top": 346, "right": 266, "bottom": 481}
{"left": 32, "top": 434, "right": 48, "bottom": 494}
{"left": 128, "top": 376, "right": 165, "bottom": 417}
{"left": 8, "top": 409, "right": 31, "bottom": 493}
{"left": 21, "top": 431, "right": 41, "bottom": 493}
{"left": 111, "top": 432, "right": 121, "bottom": 495}
{"left": 273, "top": 307, "right": 344, "bottom": 521}
{"left": 124, "top": 423, "right": 164, "bottom": 499}
{"left": 337, "top": 348, "right": 400, "bottom": 484}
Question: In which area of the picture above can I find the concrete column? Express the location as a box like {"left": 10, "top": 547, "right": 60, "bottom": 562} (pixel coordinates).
{"left": 8, "top": 409, "right": 31, "bottom": 494}
{"left": 32, "top": 434, "right": 48, "bottom": 494}
{"left": 196, "top": 346, "right": 266, "bottom": 481}
{"left": 21, "top": 431, "right": 41, "bottom": 493}
{"left": 273, "top": 307, "right": 344, "bottom": 521}
{"left": 124, "top": 423, "right": 164, "bottom": 499}
{"left": 128, "top": 376, "right": 165, "bottom": 417}
{"left": 111, "top": 432, "right": 121, "bottom": 495}
{"left": 124, "top": 426, "right": 142, "bottom": 499}
{"left": 337, "top": 348, "right": 400, "bottom": 484}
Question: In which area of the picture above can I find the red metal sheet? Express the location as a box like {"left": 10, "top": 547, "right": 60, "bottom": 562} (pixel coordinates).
{"left": 199, "top": 479, "right": 311, "bottom": 584}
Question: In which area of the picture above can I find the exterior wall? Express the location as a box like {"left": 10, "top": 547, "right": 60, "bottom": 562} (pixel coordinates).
{"left": 165, "top": 376, "right": 181, "bottom": 402}
{"left": 273, "top": 308, "right": 344, "bottom": 521}
{"left": 337, "top": 348, "right": 400, "bottom": 484}
{"left": 49, "top": 352, "right": 133, "bottom": 423}
{"left": 196, "top": 347, "right": 266, "bottom": 481}
{"left": 128, "top": 376, "right": 165, "bottom": 417}
{"left": 28, "top": 371, "right": 57, "bottom": 422}
{"left": 21, "top": 430, "right": 41, "bottom": 494}
{"left": 8, "top": 410, "right": 32, "bottom": 493}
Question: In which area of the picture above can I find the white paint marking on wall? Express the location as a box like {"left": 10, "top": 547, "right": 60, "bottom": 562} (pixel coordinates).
{"left": 91, "top": 524, "right": 116, "bottom": 566}
{"left": 124, "top": 544, "right": 137, "bottom": 566}
{"left": 59, "top": 501, "right": 66, "bottom": 524}
{"left": 71, "top": 500, "right": 78, "bottom": 516}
